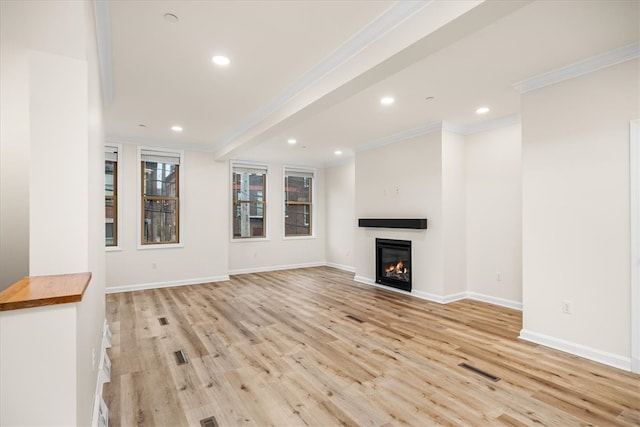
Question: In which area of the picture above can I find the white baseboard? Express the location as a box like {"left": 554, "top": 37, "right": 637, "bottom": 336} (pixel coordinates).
{"left": 229, "top": 261, "right": 326, "bottom": 276}
{"left": 466, "top": 291, "right": 523, "bottom": 311}
{"left": 417, "top": 291, "right": 466, "bottom": 304}
{"left": 325, "top": 262, "right": 356, "bottom": 273}
{"left": 105, "top": 275, "right": 230, "bottom": 294}
{"left": 353, "top": 276, "right": 467, "bottom": 304}
{"left": 354, "top": 275, "right": 413, "bottom": 297}
{"left": 519, "top": 329, "right": 632, "bottom": 372}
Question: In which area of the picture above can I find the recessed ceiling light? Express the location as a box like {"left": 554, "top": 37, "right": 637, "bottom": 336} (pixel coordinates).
{"left": 138, "top": 124, "right": 147, "bottom": 127}
{"left": 425, "top": 96, "right": 435, "bottom": 101}
{"left": 334, "top": 150, "right": 342, "bottom": 155}
{"left": 287, "top": 139, "right": 297, "bottom": 145}
{"left": 163, "top": 13, "right": 178, "bottom": 23}
{"left": 380, "top": 96, "right": 395, "bottom": 106}
{"left": 212, "top": 55, "right": 231, "bottom": 66}
{"left": 476, "top": 106, "right": 490, "bottom": 114}
{"left": 171, "top": 125, "right": 183, "bottom": 132}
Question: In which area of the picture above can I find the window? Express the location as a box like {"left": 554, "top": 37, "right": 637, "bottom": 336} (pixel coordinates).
{"left": 141, "top": 149, "right": 180, "bottom": 245}
{"left": 232, "top": 163, "right": 267, "bottom": 238}
{"left": 284, "top": 167, "right": 314, "bottom": 237}
{"left": 105, "top": 145, "right": 118, "bottom": 246}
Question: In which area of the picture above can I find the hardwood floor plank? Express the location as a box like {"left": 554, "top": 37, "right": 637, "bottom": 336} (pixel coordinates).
{"left": 104, "top": 267, "right": 640, "bottom": 426}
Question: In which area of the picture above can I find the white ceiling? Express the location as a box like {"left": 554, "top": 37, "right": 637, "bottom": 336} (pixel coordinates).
{"left": 103, "top": 0, "right": 640, "bottom": 167}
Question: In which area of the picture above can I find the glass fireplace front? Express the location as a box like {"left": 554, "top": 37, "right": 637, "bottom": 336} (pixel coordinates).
{"left": 376, "top": 238, "right": 411, "bottom": 292}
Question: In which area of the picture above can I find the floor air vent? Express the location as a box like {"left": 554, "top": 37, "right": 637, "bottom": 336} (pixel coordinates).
{"left": 200, "top": 416, "right": 219, "bottom": 427}
{"left": 159, "top": 317, "right": 169, "bottom": 326}
{"left": 458, "top": 363, "right": 500, "bottom": 382}
{"left": 174, "top": 350, "right": 188, "bottom": 365}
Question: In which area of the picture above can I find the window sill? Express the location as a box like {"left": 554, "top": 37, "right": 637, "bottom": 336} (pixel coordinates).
{"left": 137, "top": 243, "right": 184, "bottom": 250}
{"left": 230, "top": 237, "right": 271, "bottom": 243}
{"left": 283, "top": 235, "right": 316, "bottom": 241}
{"left": 105, "top": 246, "right": 122, "bottom": 252}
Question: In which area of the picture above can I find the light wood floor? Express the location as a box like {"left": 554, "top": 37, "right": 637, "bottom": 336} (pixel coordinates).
{"left": 104, "top": 267, "right": 640, "bottom": 426}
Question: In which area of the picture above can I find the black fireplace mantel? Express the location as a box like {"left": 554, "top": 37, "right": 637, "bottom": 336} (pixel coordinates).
{"left": 358, "top": 218, "right": 427, "bottom": 230}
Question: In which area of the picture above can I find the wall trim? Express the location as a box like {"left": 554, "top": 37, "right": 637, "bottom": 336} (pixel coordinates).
{"left": 353, "top": 276, "right": 518, "bottom": 308}
{"left": 215, "top": 1, "right": 430, "bottom": 151}
{"left": 356, "top": 121, "right": 443, "bottom": 153}
{"left": 355, "top": 114, "right": 522, "bottom": 156}
{"left": 105, "top": 275, "right": 230, "bottom": 294}
{"left": 229, "top": 261, "right": 326, "bottom": 276}
{"left": 414, "top": 290, "right": 467, "bottom": 304}
{"left": 513, "top": 42, "right": 640, "bottom": 94}
{"left": 519, "top": 329, "right": 632, "bottom": 372}
{"left": 105, "top": 266, "right": 522, "bottom": 311}
{"left": 326, "top": 262, "right": 356, "bottom": 273}
{"left": 466, "top": 291, "right": 523, "bottom": 311}
{"left": 456, "top": 114, "right": 521, "bottom": 136}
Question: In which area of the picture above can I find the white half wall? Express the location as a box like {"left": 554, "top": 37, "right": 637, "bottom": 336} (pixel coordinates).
{"left": 325, "top": 161, "right": 355, "bottom": 271}
{"left": 465, "top": 123, "right": 522, "bottom": 304}
{"left": 521, "top": 59, "right": 639, "bottom": 368}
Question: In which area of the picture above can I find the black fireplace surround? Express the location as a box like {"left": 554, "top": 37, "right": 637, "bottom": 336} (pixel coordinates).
{"left": 376, "top": 238, "right": 412, "bottom": 292}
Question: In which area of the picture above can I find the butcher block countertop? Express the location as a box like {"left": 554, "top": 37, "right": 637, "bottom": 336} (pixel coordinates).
{"left": 0, "top": 272, "right": 91, "bottom": 311}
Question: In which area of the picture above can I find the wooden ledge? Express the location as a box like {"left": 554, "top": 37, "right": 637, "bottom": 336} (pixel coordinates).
{"left": 0, "top": 272, "right": 91, "bottom": 311}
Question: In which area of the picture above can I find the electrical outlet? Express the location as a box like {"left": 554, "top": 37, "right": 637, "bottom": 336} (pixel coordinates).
{"left": 92, "top": 347, "right": 96, "bottom": 370}
{"left": 562, "top": 300, "right": 572, "bottom": 314}
{"left": 152, "top": 262, "right": 157, "bottom": 269}
{"left": 496, "top": 272, "right": 502, "bottom": 282}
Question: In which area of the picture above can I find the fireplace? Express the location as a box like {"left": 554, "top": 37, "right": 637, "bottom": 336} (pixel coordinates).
{"left": 376, "top": 238, "right": 411, "bottom": 292}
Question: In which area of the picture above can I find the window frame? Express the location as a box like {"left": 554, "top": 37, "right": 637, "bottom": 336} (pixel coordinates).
{"left": 230, "top": 161, "right": 269, "bottom": 241}
{"left": 137, "top": 147, "right": 184, "bottom": 249}
{"left": 105, "top": 143, "right": 122, "bottom": 250}
{"left": 283, "top": 166, "right": 315, "bottom": 239}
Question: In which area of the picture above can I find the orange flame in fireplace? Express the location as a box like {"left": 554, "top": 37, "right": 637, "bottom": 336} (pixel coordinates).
{"left": 385, "top": 261, "right": 405, "bottom": 274}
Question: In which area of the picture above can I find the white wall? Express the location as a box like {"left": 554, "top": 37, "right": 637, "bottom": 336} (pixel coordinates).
{"left": 79, "top": 1, "right": 108, "bottom": 423}
{"left": 0, "top": 45, "right": 29, "bottom": 290}
{"left": 353, "top": 125, "right": 524, "bottom": 306}
{"left": 106, "top": 145, "right": 229, "bottom": 289}
{"left": 442, "top": 131, "right": 467, "bottom": 296}
{"left": 465, "top": 124, "right": 522, "bottom": 306}
{"left": 0, "top": 1, "right": 106, "bottom": 425}
{"left": 521, "top": 59, "right": 639, "bottom": 369}
{"left": 1, "top": 305, "right": 78, "bottom": 426}
{"left": 354, "top": 132, "right": 444, "bottom": 297}
{"left": 228, "top": 163, "right": 326, "bottom": 273}
{"left": 29, "top": 51, "right": 89, "bottom": 275}
{"left": 325, "top": 161, "right": 356, "bottom": 271}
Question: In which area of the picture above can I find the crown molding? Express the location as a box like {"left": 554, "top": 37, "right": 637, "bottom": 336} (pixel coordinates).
{"left": 457, "top": 114, "right": 521, "bottom": 135}
{"left": 355, "top": 121, "right": 444, "bottom": 153}
{"left": 216, "top": 1, "right": 432, "bottom": 149}
{"left": 355, "top": 114, "right": 522, "bottom": 155}
{"left": 93, "top": 0, "right": 114, "bottom": 105}
{"left": 323, "top": 155, "right": 356, "bottom": 169}
{"left": 105, "top": 134, "right": 212, "bottom": 152}
{"left": 513, "top": 42, "right": 640, "bottom": 94}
